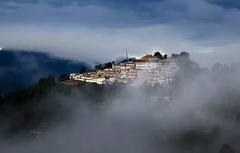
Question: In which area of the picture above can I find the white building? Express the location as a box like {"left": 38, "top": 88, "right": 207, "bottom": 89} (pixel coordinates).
{"left": 69, "top": 56, "right": 179, "bottom": 86}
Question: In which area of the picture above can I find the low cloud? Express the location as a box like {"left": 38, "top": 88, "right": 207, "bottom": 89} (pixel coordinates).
{"left": 1, "top": 64, "right": 240, "bottom": 153}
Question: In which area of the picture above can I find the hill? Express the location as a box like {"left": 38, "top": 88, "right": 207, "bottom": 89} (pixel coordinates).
{"left": 0, "top": 49, "right": 88, "bottom": 95}
{"left": 1, "top": 51, "right": 240, "bottom": 152}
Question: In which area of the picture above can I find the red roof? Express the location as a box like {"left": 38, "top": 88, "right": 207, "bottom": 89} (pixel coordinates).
{"left": 141, "top": 54, "right": 154, "bottom": 59}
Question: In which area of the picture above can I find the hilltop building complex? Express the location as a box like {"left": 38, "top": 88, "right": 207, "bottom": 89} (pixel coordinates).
{"left": 69, "top": 53, "right": 180, "bottom": 86}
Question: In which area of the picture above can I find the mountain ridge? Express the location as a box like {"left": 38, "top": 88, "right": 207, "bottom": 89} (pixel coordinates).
{"left": 0, "top": 49, "right": 89, "bottom": 95}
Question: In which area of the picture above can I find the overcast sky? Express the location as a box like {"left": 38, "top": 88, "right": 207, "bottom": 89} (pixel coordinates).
{"left": 0, "top": 0, "right": 240, "bottom": 66}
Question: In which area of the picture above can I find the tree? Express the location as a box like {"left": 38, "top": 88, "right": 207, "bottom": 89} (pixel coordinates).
{"left": 47, "top": 74, "right": 56, "bottom": 86}
{"left": 154, "top": 52, "right": 163, "bottom": 59}
{"left": 171, "top": 53, "right": 178, "bottom": 58}
{"left": 95, "top": 64, "right": 103, "bottom": 70}
{"left": 58, "top": 74, "right": 69, "bottom": 82}
{"left": 163, "top": 54, "right": 168, "bottom": 59}
{"left": 180, "top": 52, "right": 190, "bottom": 57}
{"left": 79, "top": 66, "right": 87, "bottom": 73}
{"left": 219, "top": 144, "right": 235, "bottom": 153}
{"left": 103, "top": 62, "right": 113, "bottom": 69}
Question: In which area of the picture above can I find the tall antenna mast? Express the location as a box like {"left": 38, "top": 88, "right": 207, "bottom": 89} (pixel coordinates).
{"left": 126, "top": 49, "right": 128, "bottom": 61}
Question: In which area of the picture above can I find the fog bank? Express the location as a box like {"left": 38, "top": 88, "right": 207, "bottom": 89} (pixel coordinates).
{"left": 1, "top": 62, "right": 240, "bottom": 153}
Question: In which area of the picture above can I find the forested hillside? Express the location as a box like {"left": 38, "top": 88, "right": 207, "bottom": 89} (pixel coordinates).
{"left": 0, "top": 49, "right": 88, "bottom": 95}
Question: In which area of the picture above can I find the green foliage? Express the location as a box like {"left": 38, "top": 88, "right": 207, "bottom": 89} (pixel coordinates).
{"left": 172, "top": 52, "right": 190, "bottom": 59}
{"left": 154, "top": 52, "right": 163, "bottom": 59}
{"left": 0, "top": 74, "right": 127, "bottom": 137}
{"left": 58, "top": 74, "right": 69, "bottom": 82}
{"left": 219, "top": 144, "right": 235, "bottom": 153}
{"left": 95, "top": 61, "right": 114, "bottom": 70}
{"left": 79, "top": 66, "right": 87, "bottom": 73}
{"left": 0, "top": 75, "right": 57, "bottom": 136}
{"left": 163, "top": 54, "right": 168, "bottom": 59}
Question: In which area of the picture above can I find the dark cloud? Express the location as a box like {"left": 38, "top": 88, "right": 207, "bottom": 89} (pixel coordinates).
{"left": 0, "top": 0, "right": 239, "bottom": 66}
{"left": 210, "top": 0, "right": 240, "bottom": 9}
{"left": 0, "top": 0, "right": 238, "bottom": 25}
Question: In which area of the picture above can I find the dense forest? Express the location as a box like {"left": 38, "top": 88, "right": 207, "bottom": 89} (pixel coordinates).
{"left": 0, "top": 75, "right": 124, "bottom": 138}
